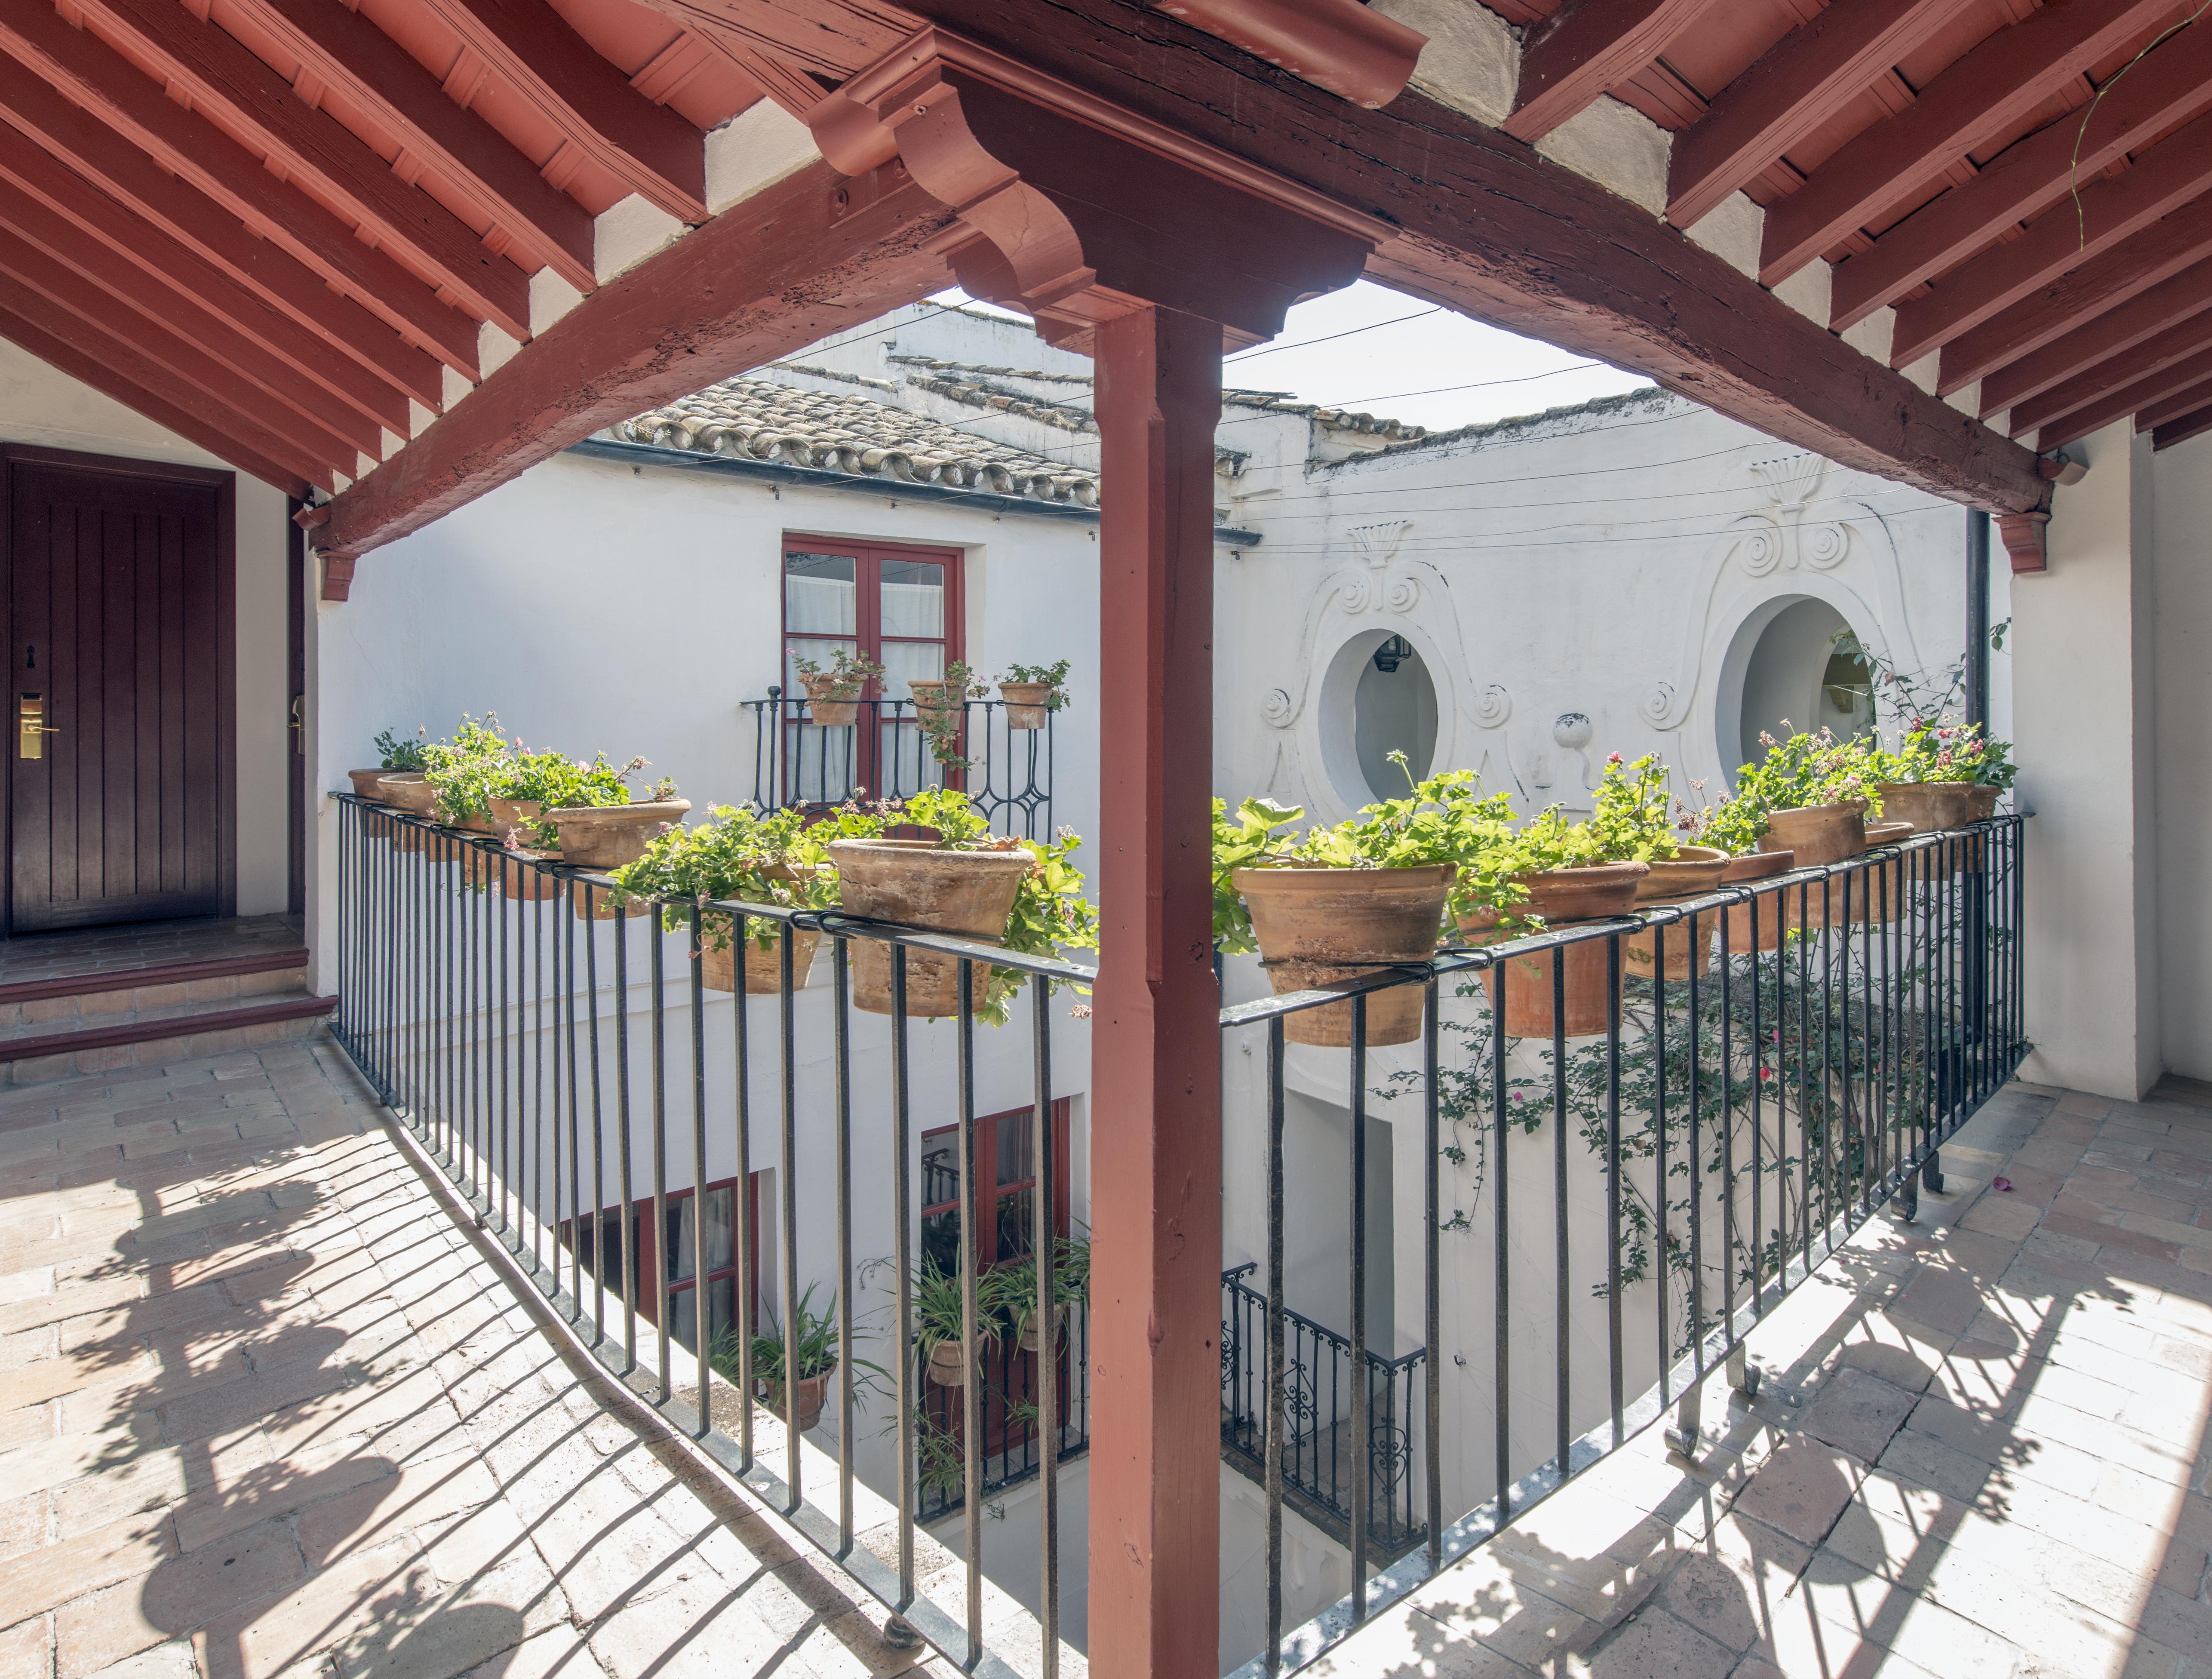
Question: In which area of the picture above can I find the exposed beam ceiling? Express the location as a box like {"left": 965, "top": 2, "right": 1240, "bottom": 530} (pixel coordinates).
{"left": 1504, "top": 0, "right": 1722, "bottom": 142}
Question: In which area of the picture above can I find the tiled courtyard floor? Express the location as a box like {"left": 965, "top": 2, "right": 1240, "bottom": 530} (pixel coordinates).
{"left": 1318, "top": 1077, "right": 2212, "bottom": 1679}
{"left": 0, "top": 1038, "right": 940, "bottom": 1679}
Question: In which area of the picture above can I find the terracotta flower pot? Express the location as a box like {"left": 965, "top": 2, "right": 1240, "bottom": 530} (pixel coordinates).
{"left": 1850, "top": 820, "right": 1914, "bottom": 926}
{"left": 698, "top": 921, "right": 824, "bottom": 994}
{"left": 906, "top": 678, "right": 959, "bottom": 724}
{"left": 1719, "top": 850, "right": 1794, "bottom": 954}
{"left": 1461, "top": 861, "right": 1647, "bottom": 1038}
{"left": 1625, "top": 846, "right": 1728, "bottom": 981}
{"left": 800, "top": 672, "right": 861, "bottom": 729}
{"left": 376, "top": 772, "right": 438, "bottom": 852}
{"left": 1875, "top": 781, "right": 1971, "bottom": 836}
{"left": 542, "top": 800, "right": 691, "bottom": 868}
{"left": 1233, "top": 863, "right": 1456, "bottom": 1048}
{"left": 1757, "top": 802, "right": 1867, "bottom": 869}
{"left": 347, "top": 768, "right": 396, "bottom": 802}
{"left": 487, "top": 796, "right": 543, "bottom": 846}
{"left": 828, "top": 840, "right": 1033, "bottom": 1017}
{"left": 1957, "top": 784, "right": 2002, "bottom": 870}
{"left": 925, "top": 1339, "right": 968, "bottom": 1387}
{"left": 1018, "top": 1304, "right": 1069, "bottom": 1354}
{"left": 573, "top": 886, "right": 654, "bottom": 922}
{"left": 999, "top": 682, "right": 1055, "bottom": 730}
{"left": 760, "top": 1368, "right": 833, "bottom": 1433}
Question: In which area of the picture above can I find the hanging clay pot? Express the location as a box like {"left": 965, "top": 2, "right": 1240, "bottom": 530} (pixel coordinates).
{"left": 542, "top": 799, "right": 689, "bottom": 869}
{"left": 759, "top": 1368, "right": 833, "bottom": 1433}
{"left": 1719, "top": 850, "right": 1794, "bottom": 954}
{"left": 1851, "top": 819, "right": 1914, "bottom": 926}
{"left": 1757, "top": 802, "right": 1867, "bottom": 868}
{"left": 376, "top": 772, "right": 439, "bottom": 852}
{"left": 999, "top": 683, "right": 1056, "bottom": 730}
{"left": 1874, "top": 782, "right": 1971, "bottom": 836}
{"left": 926, "top": 1339, "right": 968, "bottom": 1387}
{"left": 1461, "top": 861, "right": 1647, "bottom": 1038}
{"left": 697, "top": 918, "right": 824, "bottom": 994}
{"left": 1233, "top": 863, "right": 1455, "bottom": 1048}
{"left": 500, "top": 851, "right": 567, "bottom": 903}
{"left": 348, "top": 769, "right": 397, "bottom": 802}
{"left": 829, "top": 840, "right": 1032, "bottom": 1017}
{"left": 1957, "top": 784, "right": 2002, "bottom": 870}
{"left": 1624, "top": 846, "right": 1729, "bottom": 982}
{"left": 800, "top": 672, "right": 861, "bottom": 729}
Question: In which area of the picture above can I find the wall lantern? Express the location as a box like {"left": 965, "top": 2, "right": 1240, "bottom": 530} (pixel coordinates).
{"left": 1371, "top": 635, "right": 1413, "bottom": 673}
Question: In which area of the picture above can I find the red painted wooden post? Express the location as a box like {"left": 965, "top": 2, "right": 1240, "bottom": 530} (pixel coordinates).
{"left": 1089, "top": 302, "right": 1226, "bottom": 1677}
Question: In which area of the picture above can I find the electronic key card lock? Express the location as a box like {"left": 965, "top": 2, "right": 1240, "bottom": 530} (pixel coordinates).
{"left": 18, "top": 694, "right": 58, "bottom": 760}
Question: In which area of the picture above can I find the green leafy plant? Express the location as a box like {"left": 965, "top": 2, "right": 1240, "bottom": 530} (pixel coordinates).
{"left": 915, "top": 661, "right": 989, "bottom": 769}
{"left": 913, "top": 1254, "right": 1004, "bottom": 1357}
{"left": 373, "top": 727, "right": 430, "bottom": 773}
{"left": 793, "top": 649, "right": 885, "bottom": 695}
{"left": 1880, "top": 716, "right": 2015, "bottom": 791}
{"left": 608, "top": 804, "right": 839, "bottom": 948}
{"left": 998, "top": 660, "right": 1073, "bottom": 711}
{"left": 989, "top": 1228, "right": 1090, "bottom": 1344}
{"left": 1699, "top": 726, "right": 1883, "bottom": 856}
{"left": 420, "top": 714, "right": 513, "bottom": 824}
{"left": 1211, "top": 794, "right": 1303, "bottom": 954}
{"left": 1833, "top": 621, "right": 2008, "bottom": 735}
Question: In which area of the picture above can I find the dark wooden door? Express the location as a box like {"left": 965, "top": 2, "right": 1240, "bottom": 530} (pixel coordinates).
{"left": 6, "top": 461, "right": 225, "bottom": 932}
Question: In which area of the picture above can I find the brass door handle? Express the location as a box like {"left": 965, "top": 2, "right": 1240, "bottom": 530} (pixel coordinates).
{"left": 18, "top": 695, "right": 55, "bottom": 759}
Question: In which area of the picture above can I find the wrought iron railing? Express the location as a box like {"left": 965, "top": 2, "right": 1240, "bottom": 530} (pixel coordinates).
{"left": 1221, "top": 1264, "right": 1424, "bottom": 1556}
{"left": 1217, "top": 813, "right": 2028, "bottom": 1676}
{"left": 328, "top": 789, "right": 2026, "bottom": 1679}
{"left": 328, "top": 792, "right": 1085, "bottom": 1679}
{"left": 743, "top": 691, "right": 1054, "bottom": 838}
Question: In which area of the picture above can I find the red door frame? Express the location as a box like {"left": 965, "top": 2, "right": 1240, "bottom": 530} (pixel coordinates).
{"left": 0, "top": 443, "right": 237, "bottom": 937}
{"left": 631, "top": 1171, "right": 762, "bottom": 1337}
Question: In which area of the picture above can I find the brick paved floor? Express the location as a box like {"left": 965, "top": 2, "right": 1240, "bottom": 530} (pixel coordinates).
{"left": 0, "top": 1038, "right": 948, "bottom": 1679}
{"left": 1314, "top": 1078, "right": 2212, "bottom": 1679}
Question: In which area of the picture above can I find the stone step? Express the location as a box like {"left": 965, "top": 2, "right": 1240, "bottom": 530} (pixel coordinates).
{"left": 0, "top": 952, "right": 333, "bottom": 1084}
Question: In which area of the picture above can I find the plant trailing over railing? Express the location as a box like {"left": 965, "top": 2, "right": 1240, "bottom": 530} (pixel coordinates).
{"left": 911, "top": 661, "right": 989, "bottom": 770}
{"left": 609, "top": 804, "right": 839, "bottom": 952}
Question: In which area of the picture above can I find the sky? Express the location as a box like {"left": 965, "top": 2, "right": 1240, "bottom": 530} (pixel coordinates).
{"left": 931, "top": 280, "right": 1654, "bottom": 434}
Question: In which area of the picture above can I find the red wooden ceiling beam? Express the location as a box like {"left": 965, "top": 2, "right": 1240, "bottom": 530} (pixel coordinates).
{"left": 2032, "top": 342, "right": 2212, "bottom": 448}
{"left": 0, "top": 0, "right": 482, "bottom": 378}
{"left": 0, "top": 56, "right": 445, "bottom": 410}
{"left": 67, "top": 0, "right": 531, "bottom": 341}
{"left": 1940, "top": 209, "right": 2212, "bottom": 396}
{"left": 0, "top": 131, "right": 409, "bottom": 439}
{"left": 2151, "top": 400, "right": 2212, "bottom": 449}
{"left": 0, "top": 273, "right": 332, "bottom": 491}
{"left": 1892, "top": 108, "right": 2212, "bottom": 369}
{"left": 1146, "top": 0, "right": 1424, "bottom": 109}
{"left": 316, "top": 159, "right": 957, "bottom": 569}
{"left": 1758, "top": 0, "right": 2179, "bottom": 285}
{"left": 2137, "top": 370, "right": 2212, "bottom": 431}
{"left": 229, "top": 0, "right": 597, "bottom": 294}
{"left": 0, "top": 300, "right": 308, "bottom": 496}
{"left": 1829, "top": 22, "right": 2212, "bottom": 332}
{"left": 2005, "top": 311, "right": 2212, "bottom": 438}
{"left": 1502, "top": 0, "right": 1723, "bottom": 142}
{"left": 1980, "top": 253, "right": 2212, "bottom": 414}
{"left": 415, "top": 0, "right": 709, "bottom": 222}
{"left": 1667, "top": 0, "right": 1983, "bottom": 231}
{"left": 631, "top": 0, "right": 909, "bottom": 83}
{"left": 0, "top": 173, "right": 381, "bottom": 462}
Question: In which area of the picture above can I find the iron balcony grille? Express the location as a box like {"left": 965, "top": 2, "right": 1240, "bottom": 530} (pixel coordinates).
{"left": 743, "top": 692, "right": 1054, "bottom": 839}
{"left": 327, "top": 791, "right": 2026, "bottom": 1679}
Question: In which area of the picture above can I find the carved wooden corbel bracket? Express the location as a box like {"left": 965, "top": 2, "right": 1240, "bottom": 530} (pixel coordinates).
{"left": 807, "top": 26, "right": 1381, "bottom": 349}
{"left": 1997, "top": 509, "right": 2051, "bottom": 575}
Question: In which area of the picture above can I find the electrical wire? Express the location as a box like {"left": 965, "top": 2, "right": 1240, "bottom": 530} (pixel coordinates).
{"left": 1222, "top": 304, "right": 1445, "bottom": 363}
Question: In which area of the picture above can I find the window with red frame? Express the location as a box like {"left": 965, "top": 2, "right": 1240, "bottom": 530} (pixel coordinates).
{"left": 920, "top": 1100, "right": 1072, "bottom": 1276}
{"left": 781, "top": 536, "right": 963, "bottom": 804}
{"left": 571, "top": 1175, "right": 762, "bottom": 1357}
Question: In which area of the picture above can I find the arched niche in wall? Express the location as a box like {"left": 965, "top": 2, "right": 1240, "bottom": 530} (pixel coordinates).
{"left": 1318, "top": 630, "right": 1440, "bottom": 807}
{"left": 1713, "top": 590, "right": 1882, "bottom": 787}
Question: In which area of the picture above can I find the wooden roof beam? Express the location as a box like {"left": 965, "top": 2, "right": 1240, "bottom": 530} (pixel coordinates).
{"left": 1758, "top": 0, "right": 2180, "bottom": 285}
{"left": 1667, "top": 0, "right": 1983, "bottom": 231}
{"left": 0, "top": 0, "right": 483, "bottom": 377}
{"left": 66, "top": 0, "right": 531, "bottom": 341}
{"left": 2151, "top": 398, "right": 2212, "bottom": 449}
{"left": 1829, "top": 21, "right": 2212, "bottom": 331}
{"left": 2137, "top": 371, "right": 2212, "bottom": 431}
{"left": 316, "top": 158, "right": 956, "bottom": 572}
{"left": 415, "top": 0, "right": 709, "bottom": 222}
{"left": 1980, "top": 253, "right": 2212, "bottom": 414}
{"left": 2032, "top": 343, "right": 2212, "bottom": 448}
{"left": 1940, "top": 209, "right": 2212, "bottom": 395}
{"left": 1892, "top": 108, "right": 2212, "bottom": 369}
{"left": 0, "top": 131, "right": 410, "bottom": 439}
{"left": 0, "top": 299, "right": 309, "bottom": 496}
{"left": 2006, "top": 311, "right": 2212, "bottom": 437}
{"left": 0, "top": 272, "right": 334, "bottom": 491}
{"left": 229, "top": 0, "right": 597, "bottom": 294}
{"left": 1503, "top": 0, "right": 1724, "bottom": 142}
{"left": 0, "top": 54, "right": 445, "bottom": 409}
{"left": 0, "top": 172, "right": 383, "bottom": 462}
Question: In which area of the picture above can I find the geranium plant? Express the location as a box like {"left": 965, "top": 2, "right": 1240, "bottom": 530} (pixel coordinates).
{"left": 421, "top": 715, "right": 513, "bottom": 824}
{"left": 998, "top": 660, "right": 1073, "bottom": 711}
{"left": 1882, "top": 716, "right": 2015, "bottom": 790}
{"left": 793, "top": 649, "right": 885, "bottom": 696}
{"left": 373, "top": 726, "right": 430, "bottom": 772}
{"left": 1700, "top": 726, "right": 1883, "bottom": 855}
{"left": 915, "top": 661, "right": 989, "bottom": 769}
{"left": 608, "top": 805, "right": 839, "bottom": 949}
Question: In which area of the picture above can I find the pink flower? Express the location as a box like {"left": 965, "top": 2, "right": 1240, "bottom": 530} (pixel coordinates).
{"left": 1607, "top": 752, "right": 1622, "bottom": 765}
{"left": 1759, "top": 1067, "right": 1773, "bottom": 1082}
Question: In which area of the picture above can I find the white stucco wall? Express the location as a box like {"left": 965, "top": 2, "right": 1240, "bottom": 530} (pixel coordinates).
{"left": 2153, "top": 432, "right": 2212, "bottom": 1082}
{"left": 0, "top": 337, "right": 295, "bottom": 922}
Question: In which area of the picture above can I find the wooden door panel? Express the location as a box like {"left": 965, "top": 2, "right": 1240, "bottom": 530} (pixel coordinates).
{"left": 9, "top": 463, "right": 224, "bottom": 932}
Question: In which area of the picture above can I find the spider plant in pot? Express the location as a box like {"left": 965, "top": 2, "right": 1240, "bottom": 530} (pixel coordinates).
{"left": 711, "top": 1284, "right": 884, "bottom": 1434}
{"left": 906, "top": 662, "right": 988, "bottom": 771}
{"left": 826, "top": 789, "right": 1097, "bottom": 1024}
{"left": 610, "top": 806, "right": 839, "bottom": 993}
{"left": 992, "top": 1227, "right": 1090, "bottom": 1353}
{"left": 350, "top": 726, "right": 427, "bottom": 802}
{"left": 1221, "top": 755, "right": 1501, "bottom": 1049}
{"left": 915, "top": 1255, "right": 1004, "bottom": 1387}
{"left": 997, "top": 660, "right": 1071, "bottom": 731}
{"left": 793, "top": 649, "right": 883, "bottom": 729}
